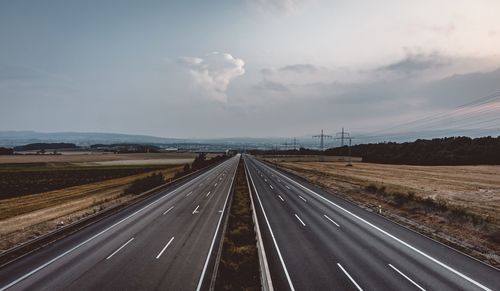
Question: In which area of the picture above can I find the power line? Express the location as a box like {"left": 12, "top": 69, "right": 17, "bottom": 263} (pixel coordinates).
{"left": 365, "top": 91, "right": 500, "bottom": 136}
{"left": 313, "top": 129, "right": 332, "bottom": 150}
{"left": 335, "top": 127, "right": 351, "bottom": 147}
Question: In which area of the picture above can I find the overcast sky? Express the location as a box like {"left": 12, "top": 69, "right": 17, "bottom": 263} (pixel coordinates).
{"left": 1, "top": 0, "right": 500, "bottom": 138}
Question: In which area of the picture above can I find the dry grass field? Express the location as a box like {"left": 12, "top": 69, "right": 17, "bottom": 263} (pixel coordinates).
{"left": 277, "top": 161, "right": 500, "bottom": 266}
{"left": 0, "top": 152, "right": 198, "bottom": 164}
{"left": 280, "top": 162, "right": 500, "bottom": 222}
{"left": 0, "top": 153, "right": 201, "bottom": 251}
{"left": 258, "top": 155, "right": 362, "bottom": 163}
{"left": 0, "top": 165, "right": 182, "bottom": 251}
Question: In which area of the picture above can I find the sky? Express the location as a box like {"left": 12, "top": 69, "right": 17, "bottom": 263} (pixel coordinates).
{"left": 1, "top": 0, "right": 500, "bottom": 139}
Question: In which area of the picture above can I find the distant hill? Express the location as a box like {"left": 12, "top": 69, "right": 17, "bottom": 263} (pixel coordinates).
{"left": 0, "top": 131, "right": 291, "bottom": 150}
{"left": 0, "top": 131, "right": 182, "bottom": 147}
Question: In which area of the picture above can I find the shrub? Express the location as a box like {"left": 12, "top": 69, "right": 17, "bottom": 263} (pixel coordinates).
{"left": 124, "top": 173, "right": 165, "bottom": 195}
{"left": 487, "top": 229, "right": 500, "bottom": 244}
{"left": 365, "top": 184, "right": 378, "bottom": 193}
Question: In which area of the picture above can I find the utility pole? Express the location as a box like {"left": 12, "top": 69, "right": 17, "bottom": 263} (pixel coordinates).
{"left": 335, "top": 128, "right": 353, "bottom": 166}
{"left": 336, "top": 127, "right": 350, "bottom": 147}
{"left": 279, "top": 140, "right": 290, "bottom": 151}
{"left": 347, "top": 137, "right": 352, "bottom": 166}
{"left": 313, "top": 129, "right": 332, "bottom": 151}
{"left": 293, "top": 137, "right": 297, "bottom": 150}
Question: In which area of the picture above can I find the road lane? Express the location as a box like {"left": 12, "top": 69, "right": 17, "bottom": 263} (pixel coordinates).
{"left": 244, "top": 155, "right": 500, "bottom": 291}
{"left": 0, "top": 155, "right": 240, "bottom": 291}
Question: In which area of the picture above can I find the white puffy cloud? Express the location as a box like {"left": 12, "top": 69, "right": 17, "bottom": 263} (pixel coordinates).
{"left": 179, "top": 52, "right": 245, "bottom": 102}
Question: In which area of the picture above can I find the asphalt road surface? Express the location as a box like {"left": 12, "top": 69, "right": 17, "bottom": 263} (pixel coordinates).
{"left": 0, "top": 155, "right": 240, "bottom": 291}
{"left": 244, "top": 155, "right": 500, "bottom": 291}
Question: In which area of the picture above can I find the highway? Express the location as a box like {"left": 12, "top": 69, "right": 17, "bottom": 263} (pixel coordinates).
{"left": 0, "top": 155, "right": 240, "bottom": 291}
{"left": 244, "top": 155, "right": 500, "bottom": 291}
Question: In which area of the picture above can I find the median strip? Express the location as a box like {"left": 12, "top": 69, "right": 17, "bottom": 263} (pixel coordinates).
{"left": 214, "top": 158, "right": 260, "bottom": 290}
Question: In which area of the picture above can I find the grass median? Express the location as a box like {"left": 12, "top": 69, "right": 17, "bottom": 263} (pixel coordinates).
{"left": 215, "top": 159, "right": 260, "bottom": 291}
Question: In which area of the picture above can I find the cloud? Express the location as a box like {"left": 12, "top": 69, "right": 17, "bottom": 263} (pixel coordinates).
{"left": 378, "top": 53, "right": 449, "bottom": 76}
{"left": 254, "top": 79, "right": 289, "bottom": 92}
{"left": 279, "top": 64, "right": 321, "bottom": 74}
{"left": 178, "top": 52, "right": 245, "bottom": 102}
{"left": 249, "top": 0, "right": 309, "bottom": 14}
{"left": 261, "top": 63, "right": 321, "bottom": 75}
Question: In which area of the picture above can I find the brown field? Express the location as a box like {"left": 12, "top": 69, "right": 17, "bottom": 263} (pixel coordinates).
{"left": 277, "top": 161, "right": 500, "bottom": 265}
{"left": 0, "top": 152, "right": 198, "bottom": 164}
{"left": 258, "top": 155, "right": 362, "bottom": 163}
{"left": 280, "top": 162, "right": 500, "bottom": 221}
{"left": 0, "top": 165, "right": 182, "bottom": 251}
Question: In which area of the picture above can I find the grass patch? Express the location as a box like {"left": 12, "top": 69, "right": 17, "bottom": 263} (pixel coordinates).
{"left": 365, "top": 183, "right": 490, "bottom": 225}
{"left": 215, "top": 159, "right": 260, "bottom": 291}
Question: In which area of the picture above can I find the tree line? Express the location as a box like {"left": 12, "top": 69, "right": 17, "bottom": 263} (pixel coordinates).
{"left": 249, "top": 136, "right": 500, "bottom": 165}
{"left": 327, "top": 136, "right": 500, "bottom": 165}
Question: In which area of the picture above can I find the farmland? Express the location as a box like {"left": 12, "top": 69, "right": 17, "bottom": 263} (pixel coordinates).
{"left": 0, "top": 152, "right": 198, "bottom": 164}
{"left": 0, "top": 153, "right": 195, "bottom": 251}
{"left": 276, "top": 161, "right": 500, "bottom": 265}
{"left": 0, "top": 163, "right": 183, "bottom": 200}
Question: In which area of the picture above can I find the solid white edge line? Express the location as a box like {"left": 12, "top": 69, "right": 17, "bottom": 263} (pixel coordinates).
{"left": 337, "top": 263, "right": 363, "bottom": 291}
{"left": 260, "top": 160, "right": 493, "bottom": 291}
{"left": 246, "top": 160, "right": 296, "bottom": 291}
{"left": 298, "top": 195, "right": 307, "bottom": 202}
{"left": 294, "top": 214, "right": 306, "bottom": 227}
{"left": 163, "top": 206, "right": 174, "bottom": 215}
{"left": 323, "top": 214, "right": 340, "bottom": 227}
{"left": 106, "top": 237, "right": 134, "bottom": 260}
{"left": 195, "top": 156, "right": 239, "bottom": 291}
{"left": 388, "top": 264, "right": 426, "bottom": 291}
{"left": 278, "top": 195, "right": 285, "bottom": 202}
{"left": 0, "top": 158, "right": 234, "bottom": 291}
{"left": 155, "top": 237, "right": 175, "bottom": 259}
